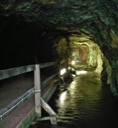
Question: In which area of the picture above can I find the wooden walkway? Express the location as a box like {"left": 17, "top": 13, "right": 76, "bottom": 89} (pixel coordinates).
{"left": 0, "top": 76, "right": 58, "bottom": 128}
{"left": 0, "top": 62, "right": 59, "bottom": 128}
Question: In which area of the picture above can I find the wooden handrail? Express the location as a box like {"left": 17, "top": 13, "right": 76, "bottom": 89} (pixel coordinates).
{"left": 0, "top": 62, "right": 56, "bottom": 80}
{"left": 0, "top": 61, "right": 58, "bottom": 125}
{"left": 0, "top": 73, "right": 58, "bottom": 121}
{"left": 40, "top": 62, "right": 56, "bottom": 68}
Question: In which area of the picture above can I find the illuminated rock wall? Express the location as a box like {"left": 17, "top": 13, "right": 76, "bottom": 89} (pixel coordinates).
{"left": 0, "top": 0, "right": 118, "bottom": 95}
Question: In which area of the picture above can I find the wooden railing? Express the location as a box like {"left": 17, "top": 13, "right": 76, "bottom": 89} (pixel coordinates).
{"left": 0, "top": 62, "right": 59, "bottom": 126}
{"left": 0, "top": 62, "right": 56, "bottom": 81}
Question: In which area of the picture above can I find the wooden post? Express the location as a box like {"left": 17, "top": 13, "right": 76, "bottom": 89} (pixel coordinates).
{"left": 41, "top": 98, "right": 58, "bottom": 125}
{"left": 34, "top": 64, "right": 41, "bottom": 118}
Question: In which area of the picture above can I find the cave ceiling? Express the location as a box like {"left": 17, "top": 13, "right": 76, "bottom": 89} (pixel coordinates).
{"left": 0, "top": 0, "right": 118, "bottom": 61}
{"left": 0, "top": 0, "right": 117, "bottom": 31}
{"left": 0, "top": 0, "right": 118, "bottom": 95}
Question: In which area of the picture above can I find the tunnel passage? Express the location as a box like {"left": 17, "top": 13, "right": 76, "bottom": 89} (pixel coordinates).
{"left": 56, "top": 33, "right": 112, "bottom": 87}
{"left": 0, "top": 0, "right": 118, "bottom": 96}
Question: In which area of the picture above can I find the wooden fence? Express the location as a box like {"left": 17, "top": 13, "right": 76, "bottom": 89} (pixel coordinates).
{"left": 0, "top": 62, "right": 59, "bottom": 127}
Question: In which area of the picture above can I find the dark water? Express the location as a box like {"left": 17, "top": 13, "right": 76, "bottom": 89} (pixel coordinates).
{"left": 31, "top": 72, "right": 118, "bottom": 128}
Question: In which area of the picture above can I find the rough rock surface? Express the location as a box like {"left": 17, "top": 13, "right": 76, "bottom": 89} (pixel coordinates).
{"left": 0, "top": 0, "right": 118, "bottom": 95}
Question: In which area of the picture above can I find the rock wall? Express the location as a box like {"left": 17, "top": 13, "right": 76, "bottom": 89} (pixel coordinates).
{"left": 0, "top": 0, "right": 118, "bottom": 95}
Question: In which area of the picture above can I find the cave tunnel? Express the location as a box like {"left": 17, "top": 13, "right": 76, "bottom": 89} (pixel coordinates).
{"left": 1, "top": 0, "right": 118, "bottom": 128}
{"left": 56, "top": 32, "right": 112, "bottom": 89}
{"left": 0, "top": 1, "right": 118, "bottom": 95}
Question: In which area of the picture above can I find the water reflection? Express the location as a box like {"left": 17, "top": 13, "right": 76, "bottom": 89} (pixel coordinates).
{"left": 59, "top": 91, "right": 67, "bottom": 105}
{"left": 53, "top": 72, "right": 118, "bottom": 128}
{"left": 31, "top": 72, "right": 118, "bottom": 128}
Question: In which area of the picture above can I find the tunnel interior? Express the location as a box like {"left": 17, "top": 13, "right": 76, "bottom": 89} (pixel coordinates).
{"left": 0, "top": 0, "right": 118, "bottom": 96}
{"left": 56, "top": 32, "right": 112, "bottom": 87}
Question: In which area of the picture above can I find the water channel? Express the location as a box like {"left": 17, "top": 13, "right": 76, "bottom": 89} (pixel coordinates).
{"left": 31, "top": 71, "right": 118, "bottom": 128}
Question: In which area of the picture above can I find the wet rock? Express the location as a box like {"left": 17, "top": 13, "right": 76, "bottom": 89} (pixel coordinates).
{"left": 0, "top": 0, "right": 118, "bottom": 95}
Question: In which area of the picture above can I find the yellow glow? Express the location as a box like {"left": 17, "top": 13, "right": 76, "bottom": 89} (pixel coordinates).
{"left": 72, "top": 74, "right": 76, "bottom": 77}
{"left": 60, "top": 68, "right": 66, "bottom": 75}
{"left": 68, "top": 80, "right": 77, "bottom": 96}
{"left": 68, "top": 67, "right": 71, "bottom": 70}
{"left": 59, "top": 91, "right": 67, "bottom": 105}
{"left": 76, "top": 70, "right": 87, "bottom": 75}
{"left": 71, "top": 68, "right": 75, "bottom": 71}
{"left": 69, "top": 80, "right": 77, "bottom": 90}
{"left": 71, "top": 60, "right": 75, "bottom": 65}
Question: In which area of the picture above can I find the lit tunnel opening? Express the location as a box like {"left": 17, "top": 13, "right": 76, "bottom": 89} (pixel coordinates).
{"left": 56, "top": 33, "right": 111, "bottom": 86}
